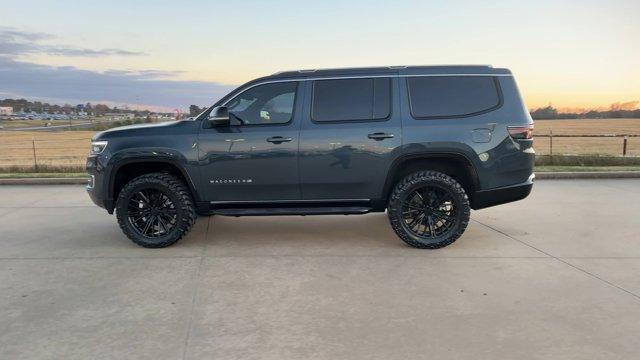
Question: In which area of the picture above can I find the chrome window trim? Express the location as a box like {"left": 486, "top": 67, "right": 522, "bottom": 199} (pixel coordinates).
{"left": 222, "top": 74, "right": 511, "bottom": 106}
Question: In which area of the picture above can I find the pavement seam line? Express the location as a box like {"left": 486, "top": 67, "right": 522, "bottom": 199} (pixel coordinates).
{"left": 181, "top": 217, "right": 210, "bottom": 360}
{"left": 0, "top": 256, "right": 202, "bottom": 260}
{"left": 472, "top": 218, "right": 640, "bottom": 302}
{"left": 0, "top": 206, "right": 95, "bottom": 208}
{"left": 182, "top": 256, "right": 204, "bottom": 360}
{"left": 0, "top": 255, "right": 552, "bottom": 260}
{"left": 600, "top": 182, "right": 640, "bottom": 195}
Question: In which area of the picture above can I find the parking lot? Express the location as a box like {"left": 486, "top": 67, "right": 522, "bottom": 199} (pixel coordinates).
{"left": 1, "top": 180, "right": 640, "bottom": 359}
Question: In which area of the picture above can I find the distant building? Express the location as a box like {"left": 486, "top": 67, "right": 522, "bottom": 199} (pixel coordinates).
{"left": 104, "top": 113, "right": 135, "bottom": 120}
{"left": 0, "top": 107, "right": 12, "bottom": 115}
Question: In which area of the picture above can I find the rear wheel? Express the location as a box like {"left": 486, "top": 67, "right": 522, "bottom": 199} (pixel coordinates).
{"left": 115, "top": 173, "right": 196, "bottom": 248}
{"left": 387, "top": 170, "right": 470, "bottom": 249}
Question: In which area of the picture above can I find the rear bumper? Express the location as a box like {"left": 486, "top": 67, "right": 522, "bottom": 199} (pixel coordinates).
{"left": 471, "top": 173, "right": 534, "bottom": 210}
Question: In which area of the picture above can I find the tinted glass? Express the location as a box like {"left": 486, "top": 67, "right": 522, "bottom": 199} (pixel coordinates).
{"left": 312, "top": 78, "right": 391, "bottom": 122}
{"left": 225, "top": 82, "right": 297, "bottom": 125}
{"left": 407, "top": 76, "right": 500, "bottom": 118}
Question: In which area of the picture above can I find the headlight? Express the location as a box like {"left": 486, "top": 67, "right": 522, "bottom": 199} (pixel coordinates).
{"left": 90, "top": 141, "right": 108, "bottom": 155}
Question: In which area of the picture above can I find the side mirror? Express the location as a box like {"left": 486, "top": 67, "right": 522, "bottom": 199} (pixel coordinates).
{"left": 208, "top": 106, "right": 230, "bottom": 126}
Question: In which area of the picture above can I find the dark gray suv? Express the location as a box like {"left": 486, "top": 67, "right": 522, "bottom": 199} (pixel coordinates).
{"left": 86, "top": 65, "right": 534, "bottom": 249}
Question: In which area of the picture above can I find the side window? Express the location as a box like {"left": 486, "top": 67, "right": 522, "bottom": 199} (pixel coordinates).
{"left": 407, "top": 76, "right": 501, "bottom": 118}
{"left": 312, "top": 78, "right": 391, "bottom": 122}
{"left": 225, "top": 82, "right": 297, "bottom": 125}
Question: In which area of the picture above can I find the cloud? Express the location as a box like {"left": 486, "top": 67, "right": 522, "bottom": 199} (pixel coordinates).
{"left": 0, "top": 27, "right": 234, "bottom": 109}
{"left": 0, "top": 28, "right": 145, "bottom": 57}
{"left": 0, "top": 57, "right": 236, "bottom": 110}
{"left": 610, "top": 101, "right": 639, "bottom": 111}
{"left": 45, "top": 48, "right": 145, "bottom": 57}
{"left": 0, "top": 29, "right": 54, "bottom": 42}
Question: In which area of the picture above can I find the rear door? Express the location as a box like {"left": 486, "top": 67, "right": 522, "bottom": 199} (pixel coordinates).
{"left": 298, "top": 76, "right": 402, "bottom": 200}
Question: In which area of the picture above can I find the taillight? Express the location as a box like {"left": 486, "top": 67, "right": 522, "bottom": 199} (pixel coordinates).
{"left": 507, "top": 124, "right": 534, "bottom": 140}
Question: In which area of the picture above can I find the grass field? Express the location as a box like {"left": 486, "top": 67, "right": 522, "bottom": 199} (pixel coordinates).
{"left": 534, "top": 118, "right": 640, "bottom": 156}
{"left": 0, "top": 119, "right": 96, "bottom": 129}
{"left": 0, "top": 118, "right": 639, "bottom": 172}
{"left": 0, "top": 131, "right": 93, "bottom": 172}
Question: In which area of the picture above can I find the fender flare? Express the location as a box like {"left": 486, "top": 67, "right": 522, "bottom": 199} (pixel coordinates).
{"left": 105, "top": 151, "right": 201, "bottom": 206}
{"left": 381, "top": 152, "right": 480, "bottom": 200}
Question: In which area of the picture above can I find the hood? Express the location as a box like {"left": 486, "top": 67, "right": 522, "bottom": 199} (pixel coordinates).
{"left": 92, "top": 120, "right": 187, "bottom": 140}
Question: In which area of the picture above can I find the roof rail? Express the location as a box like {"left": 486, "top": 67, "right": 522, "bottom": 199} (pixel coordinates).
{"left": 272, "top": 64, "right": 495, "bottom": 76}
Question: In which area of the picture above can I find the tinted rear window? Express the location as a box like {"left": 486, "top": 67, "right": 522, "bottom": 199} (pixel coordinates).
{"left": 312, "top": 78, "right": 391, "bottom": 122}
{"left": 407, "top": 76, "right": 500, "bottom": 118}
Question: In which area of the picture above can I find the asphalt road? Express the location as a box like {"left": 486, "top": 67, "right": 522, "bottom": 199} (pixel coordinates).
{"left": 1, "top": 180, "right": 640, "bottom": 360}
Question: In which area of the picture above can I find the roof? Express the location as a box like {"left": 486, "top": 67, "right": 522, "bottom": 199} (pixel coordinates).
{"left": 267, "top": 65, "right": 511, "bottom": 80}
{"left": 213, "top": 65, "right": 512, "bottom": 106}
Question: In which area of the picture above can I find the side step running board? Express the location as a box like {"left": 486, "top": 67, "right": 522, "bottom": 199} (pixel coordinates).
{"left": 212, "top": 206, "right": 372, "bottom": 216}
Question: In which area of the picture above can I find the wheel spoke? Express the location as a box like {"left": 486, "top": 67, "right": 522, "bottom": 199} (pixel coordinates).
{"left": 127, "top": 186, "right": 179, "bottom": 238}
{"left": 129, "top": 198, "right": 142, "bottom": 207}
{"left": 431, "top": 210, "right": 455, "bottom": 222}
{"left": 131, "top": 215, "right": 146, "bottom": 223}
{"left": 138, "top": 191, "right": 150, "bottom": 205}
{"left": 158, "top": 211, "right": 175, "bottom": 222}
{"left": 128, "top": 209, "right": 144, "bottom": 216}
{"left": 151, "top": 192, "right": 161, "bottom": 208}
{"left": 141, "top": 215, "right": 154, "bottom": 235}
{"left": 400, "top": 183, "right": 458, "bottom": 240}
{"left": 157, "top": 215, "right": 169, "bottom": 234}
{"left": 402, "top": 201, "right": 423, "bottom": 210}
{"left": 417, "top": 215, "right": 428, "bottom": 236}
{"left": 430, "top": 192, "right": 442, "bottom": 207}
{"left": 402, "top": 208, "right": 421, "bottom": 216}
{"left": 407, "top": 213, "right": 424, "bottom": 229}
{"left": 427, "top": 216, "right": 435, "bottom": 237}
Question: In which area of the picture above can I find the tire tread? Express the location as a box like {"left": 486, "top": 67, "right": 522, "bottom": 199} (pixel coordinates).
{"left": 387, "top": 170, "right": 470, "bottom": 249}
{"left": 115, "top": 172, "right": 196, "bottom": 248}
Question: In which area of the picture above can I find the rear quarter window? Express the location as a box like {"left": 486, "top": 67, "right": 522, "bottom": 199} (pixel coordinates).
{"left": 407, "top": 76, "right": 501, "bottom": 119}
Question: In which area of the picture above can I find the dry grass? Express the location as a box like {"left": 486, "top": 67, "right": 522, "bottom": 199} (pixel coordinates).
{"left": 534, "top": 118, "right": 640, "bottom": 156}
{"left": 0, "top": 131, "right": 93, "bottom": 171}
{"left": 1, "top": 118, "right": 639, "bottom": 172}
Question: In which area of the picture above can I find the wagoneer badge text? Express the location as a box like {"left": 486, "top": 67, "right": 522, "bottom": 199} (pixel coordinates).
{"left": 210, "top": 179, "right": 253, "bottom": 184}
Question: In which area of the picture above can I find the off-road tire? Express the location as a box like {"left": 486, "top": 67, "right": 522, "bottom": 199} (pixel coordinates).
{"left": 387, "top": 170, "right": 470, "bottom": 249}
{"left": 116, "top": 172, "right": 196, "bottom": 248}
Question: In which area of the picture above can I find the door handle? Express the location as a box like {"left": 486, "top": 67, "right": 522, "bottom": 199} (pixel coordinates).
{"left": 367, "top": 132, "right": 394, "bottom": 141}
{"left": 266, "top": 136, "right": 293, "bottom": 144}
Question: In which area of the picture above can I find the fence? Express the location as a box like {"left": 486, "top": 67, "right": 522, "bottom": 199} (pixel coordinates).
{"left": 534, "top": 132, "right": 640, "bottom": 157}
{"left": 1, "top": 131, "right": 639, "bottom": 173}
{"left": 0, "top": 135, "right": 91, "bottom": 172}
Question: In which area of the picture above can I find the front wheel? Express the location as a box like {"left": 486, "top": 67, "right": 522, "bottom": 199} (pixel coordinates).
{"left": 115, "top": 173, "right": 196, "bottom": 248}
{"left": 387, "top": 170, "right": 470, "bottom": 249}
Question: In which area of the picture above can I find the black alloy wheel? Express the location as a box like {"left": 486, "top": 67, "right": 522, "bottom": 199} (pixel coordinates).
{"left": 127, "top": 188, "right": 178, "bottom": 238}
{"left": 388, "top": 170, "right": 470, "bottom": 249}
{"left": 116, "top": 173, "right": 196, "bottom": 248}
{"left": 400, "top": 184, "right": 457, "bottom": 239}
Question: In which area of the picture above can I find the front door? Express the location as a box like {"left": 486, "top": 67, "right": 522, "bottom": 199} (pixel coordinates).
{"left": 197, "top": 81, "right": 302, "bottom": 202}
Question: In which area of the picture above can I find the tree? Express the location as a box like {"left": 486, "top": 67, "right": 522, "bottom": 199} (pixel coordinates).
{"left": 530, "top": 106, "right": 558, "bottom": 120}
{"left": 189, "top": 105, "right": 204, "bottom": 117}
{"left": 93, "top": 104, "right": 109, "bottom": 116}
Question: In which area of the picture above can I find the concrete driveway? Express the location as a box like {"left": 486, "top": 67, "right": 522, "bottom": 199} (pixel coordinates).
{"left": 1, "top": 180, "right": 639, "bottom": 360}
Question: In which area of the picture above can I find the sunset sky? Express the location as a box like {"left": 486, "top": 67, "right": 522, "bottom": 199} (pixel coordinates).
{"left": 1, "top": 0, "right": 638, "bottom": 112}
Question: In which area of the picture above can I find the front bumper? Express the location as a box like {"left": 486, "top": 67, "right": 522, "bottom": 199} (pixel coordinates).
{"left": 471, "top": 173, "right": 534, "bottom": 210}
{"left": 86, "top": 155, "right": 113, "bottom": 213}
